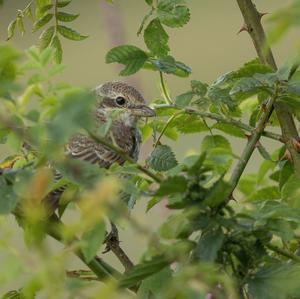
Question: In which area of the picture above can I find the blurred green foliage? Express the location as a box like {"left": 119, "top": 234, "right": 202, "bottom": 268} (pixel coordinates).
{"left": 1, "top": 0, "right": 300, "bottom": 299}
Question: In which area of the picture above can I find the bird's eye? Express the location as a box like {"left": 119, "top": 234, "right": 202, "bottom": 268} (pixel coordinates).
{"left": 115, "top": 96, "right": 126, "bottom": 106}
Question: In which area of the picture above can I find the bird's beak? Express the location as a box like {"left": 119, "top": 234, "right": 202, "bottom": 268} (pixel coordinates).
{"left": 130, "top": 104, "right": 156, "bottom": 117}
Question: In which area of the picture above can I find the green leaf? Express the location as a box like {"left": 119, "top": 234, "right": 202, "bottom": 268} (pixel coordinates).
{"left": 279, "top": 161, "right": 293, "bottom": 190}
{"left": 194, "top": 228, "right": 224, "bottom": 262}
{"left": 106, "top": 45, "right": 148, "bottom": 76}
{"left": 81, "top": 221, "right": 106, "bottom": 262}
{"left": 157, "top": 0, "right": 190, "bottom": 28}
{"left": 160, "top": 213, "right": 191, "bottom": 239}
{"left": 201, "top": 135, "right": 232, "bottom": 152}
{"left": 212, "top": 123, "right": 245, "bottom": 138}
{"left": 16, "top": 16, "right": 25, "bottom": 35}
{"left": 145, "top": 0, "right": 153, "bottom": 5}
{"left": 155, "top": 176, "right": 187, "bottom": 196}
{"left": 50, "top": 35, "right": 63, "bottom": 63}
{"left": 32, "top": 13, "right": 53, "bottom": 32}
{"left": 147, "top": 55, "right": 191, "bottom": 77}
{"left": 248, "top": 263, "right": 300, "bottom": 299}
{"left": 281, "top": 174, "right": 300, "bottom": 208}
{"left": 205, "top": 176, "right": 231, "bottom": 207}
{"left": 147, "top": 145, "right": 177, "bottom": 171}
{"left": 175, "top": 91, "right": 193, "bottom": 107}
{"left": 6, "top": 19, "right": 17, "bottom": 41}
{"left": 39, "top": 26, "right": 55, "bottom": 50}
{"left": 119, "top": 255, "right": 170, "bottom": 288}
{"left": 191, "top": 80, "right": 208, "bottom": 96}
{"left": 56, "top": 0, "right": 72, "bottom": 8}
{"left": 0, "top": 178, "right": 18, "bottom": 214}
{"left": 57, "top": 25, "right": 88, "bottom": 40}
{"left": 144, "top": 18, "right": 169, "bottom": 56}
{"left": 171, "top": 114, "right": 208, "bottom": 133}
{"left": 40, "top": 4, "right": 53, "bottom": 13}
{"left": 137, "top": 267, "right": 172, "bottom": 299}
{"left": 57, "top": 12, "right": 79, "bottom": 22}
{"left": 230, "top": 77, "right": 267, "bottom": 99}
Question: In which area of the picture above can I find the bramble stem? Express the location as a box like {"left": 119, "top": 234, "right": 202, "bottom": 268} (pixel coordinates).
{"left": 266, "top": 243, "right": 300, "bottom": 263}
{"left": 235, "top": 0, "right": 300, "bottom": 183}
{"left": 154, "top": 104, "right": 283, "bottom": 143}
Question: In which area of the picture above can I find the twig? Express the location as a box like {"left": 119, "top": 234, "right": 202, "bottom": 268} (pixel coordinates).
{"left": 86, "top": 129, "right": 162, "bottom": 183}
{"left": 66, "top": 269, "right": 100, "bottom": 281}
{"left": 266, "top": 243, "right": 300, "bottom": 263}
{"left": 154, "top": 104, "right": 283, "bottom": 143}
{"left": 159, "top": 71, "right": 173, "bottom": 104}
{"left": 47, "top": 214, "right": 123, "bottom": 280}
{"left": 104, "top": 222, "right": 134, "bottom": 272}
{"left": 235, "top": 0, "right": 300, "bottom": 179}
{"left": 154, "top": 111, "right": 183, "bottom": 147}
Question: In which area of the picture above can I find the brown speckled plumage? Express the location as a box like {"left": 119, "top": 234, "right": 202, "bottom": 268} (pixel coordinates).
{"left": 48, "top": 82, "right": 154, "bottom": 209}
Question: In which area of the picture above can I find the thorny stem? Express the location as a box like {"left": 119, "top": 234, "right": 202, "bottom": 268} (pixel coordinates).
{"left": 86, "top": 129, "right": 162, "bottom": 183}
{"left": 154, "top": 104, "right": 283, "bottom": 143}
{"left": 159, "top": 71, "right": 173, "bottom": 104}
{"left": 234, "top": 0, "right": 300, "bottom": 184}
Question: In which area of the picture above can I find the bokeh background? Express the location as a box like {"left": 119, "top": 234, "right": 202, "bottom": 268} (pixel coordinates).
{"left": 0, "top": 0, "right": 299, "bottom": 294}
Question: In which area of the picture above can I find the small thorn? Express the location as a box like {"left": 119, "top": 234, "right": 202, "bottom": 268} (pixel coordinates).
{"left": 280, "top": 149, "right": 293, "bottom": 162}
{"left": 237, "top": 24, "right": 249, "bottom": 34}
{"left": 258, "top": 12, "right": 268, "bottom": 20}
{"left": 291, "top": 137, "right": 300, "bottom": 153}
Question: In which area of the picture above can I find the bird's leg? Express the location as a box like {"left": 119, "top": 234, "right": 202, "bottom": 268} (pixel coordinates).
{"left": 103, "top": 221, "right": 134, "bottom": 272}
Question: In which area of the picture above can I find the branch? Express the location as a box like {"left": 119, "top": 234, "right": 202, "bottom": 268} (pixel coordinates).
{"left": 154, "top": 104, "right": 283, "bottom": 143}
{"left": 47, "top": 214, "right": 123, "bottom": 280}
{"left": 235, "top": 0, "right": 300, "bottom": 178}
{"left": 86, "top": 129, "right": 162, "bottom": 183}
{"left": 266, "top": 243, "right": 300, "bottom": 263}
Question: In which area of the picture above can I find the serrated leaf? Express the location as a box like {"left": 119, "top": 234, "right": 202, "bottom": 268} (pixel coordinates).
{"left": 147, "top": 56, "right": 191, "bottom": 77}
{"left": 32, "top": 13, "right": 53, "bottom": 32}
{"left": 57, "top": 25, "right": 88, "bottom": 40}
{"left": 205, "top": 176, "right": 231, "bottom": 207}
{"left": 50, "top": 35, "right": 63, "bottom": 63}
{"left": 81, "top": 221, "right": 106, "bottom": 262}
{"left": 248, "top": 263, "right": 300, "bottom": 299}
{"left": 201, "top": 135, "right": 232, "bottom": 152}
{"left": 56, "top": 0, "right": 72, "bottom": 8}
{"left": 144, "top": 18, "right": 169, "bottom": 56}
{"left": 194, "top": 228, "right": 224, "bottom": 262}
{"left": 175, "top": 91, "right": 193, "bottom": 107}
{"left": 191, "top": 80, "right": 208, "bottom": 96}
{"left": 106, "top": 45, "right": 148, "bottom": 76}
{"left": 119, "top": 255, "right": 170, "bottom": 288}
{"left": 155, "top": 176, "right": 187, "bottom": 196}
{"left": 281, "top": 174, "right": 300, "bottom": 207}
{"left": 39, "top": 26, "right": 55, "bottom": 50}
{"left": 6, "top": 19, "right": 17, "bottom": 41}
{"left": 171, "top": 114, "right": 208, "bottom": 133}
{"left": 147, "top": 145, "right": 177, "bottom": 171}
{"left": 57, "top": 12, "right": 79, "bottom": 22}
{"left": 157, "top": 0, "right": 190, "bottom": 28}
{"left": 212, "top": 123, "right": 245, "bottom": 138}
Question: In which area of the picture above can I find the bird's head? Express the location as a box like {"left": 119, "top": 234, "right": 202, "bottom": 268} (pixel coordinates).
{"left": 94, "top": 81, "right": 155, "bottom": 126}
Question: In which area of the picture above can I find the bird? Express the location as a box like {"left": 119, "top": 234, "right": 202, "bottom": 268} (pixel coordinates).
{"left": 47, "top": 81, "right": 156, "bottom": 210}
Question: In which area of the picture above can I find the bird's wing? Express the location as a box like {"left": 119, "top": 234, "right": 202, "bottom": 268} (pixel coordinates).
{"left": 66, "top": 134, "right": 125, "bottom": 168}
